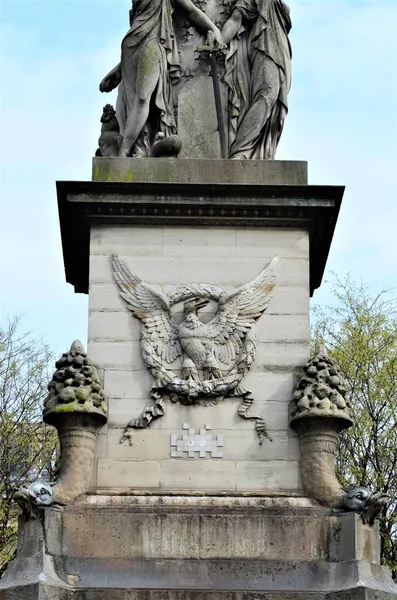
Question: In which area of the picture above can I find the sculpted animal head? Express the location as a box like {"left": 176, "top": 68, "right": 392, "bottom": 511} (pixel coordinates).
{"left": 183, "top": 298, "right": 210, "bottom": 315}
{"left": 101, "top": 104, "right": 118, "bottom": 124}
{"left": 27, "top": 481, "right": 54, "bottom": 506}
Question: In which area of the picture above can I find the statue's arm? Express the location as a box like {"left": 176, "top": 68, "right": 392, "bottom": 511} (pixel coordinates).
{"left": 176, "top": 0, "right": 220, "bottom": 33}
{"left": 221, "top": 8, "right": 243, "bottom": 44}
{"left": 99, "top": 63, "right": 122, "bottom": 93}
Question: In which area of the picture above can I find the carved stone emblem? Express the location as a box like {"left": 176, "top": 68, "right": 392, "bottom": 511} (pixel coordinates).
{"left": 112, "top": 255, "right": 279, "bottom": 444}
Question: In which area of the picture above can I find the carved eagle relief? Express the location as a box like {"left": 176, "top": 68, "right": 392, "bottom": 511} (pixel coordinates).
{"left": 112, "top": 254, "right": 279, "bottom": 444}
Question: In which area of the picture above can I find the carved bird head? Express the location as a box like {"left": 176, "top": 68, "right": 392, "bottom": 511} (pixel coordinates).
{"left": 27, "top": 481, "right": 54, "bottom": 506}
{"left": 183, "top": 298, "right": 210, "bottom": 316}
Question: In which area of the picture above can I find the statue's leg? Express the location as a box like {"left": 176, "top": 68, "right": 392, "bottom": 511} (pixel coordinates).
{"left": 119, "top": 41, "right": 161, "bottom": 158}
{"left": 230, "top": 55, "right": 280, "bottom": 159}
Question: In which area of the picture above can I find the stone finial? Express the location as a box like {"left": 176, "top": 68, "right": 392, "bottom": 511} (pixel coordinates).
{"left": 70, "top": 339, "right": 85, "bottom": 353}
{"left": 290, "top": 346, "right": 353, "bottom": 426}
{"left": 314, "top": 341, "right": 328, "bottom": 357}
{"left": 14, "top": 343, "right": 108, "bottom": 515}
{"left": 43, "top": 340, "right": 107, "bottom": 424}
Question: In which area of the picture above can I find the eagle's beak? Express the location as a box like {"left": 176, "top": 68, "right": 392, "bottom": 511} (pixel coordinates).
{"left": 193, "top": 298, "right": 210, "bottom": 311}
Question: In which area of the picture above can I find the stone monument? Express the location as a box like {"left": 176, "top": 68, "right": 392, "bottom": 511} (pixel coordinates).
{"left": 1, "top": 0, "right": 396, "bottom": 598}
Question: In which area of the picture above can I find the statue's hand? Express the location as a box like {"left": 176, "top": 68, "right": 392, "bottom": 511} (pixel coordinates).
{"left": 206, "top": 28, "right": 226, "bottom": 51}
{"left": 99, "top": 65, "right": 122, "bottom": 93}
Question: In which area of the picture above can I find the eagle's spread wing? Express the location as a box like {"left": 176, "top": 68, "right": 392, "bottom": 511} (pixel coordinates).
{"left": 206, "top": 257, "right": 279, "bottom": 364}
{"left": 112, "top": 255, "right": 181, "bottom": 364}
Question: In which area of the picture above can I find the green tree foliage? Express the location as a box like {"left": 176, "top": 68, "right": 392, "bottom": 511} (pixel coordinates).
{"left": 312, "top": 275, "right": 397, "bottom": 578}
{"left": 0, "top": 317, "right": 58, "bottom": 576}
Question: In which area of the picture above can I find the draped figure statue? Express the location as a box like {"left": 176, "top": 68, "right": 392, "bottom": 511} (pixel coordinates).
{"left": 221, "top": 0, "right": 292, "bottom": 159}
{"left": 100, "top": 0, "right": 223, "bottom": 157}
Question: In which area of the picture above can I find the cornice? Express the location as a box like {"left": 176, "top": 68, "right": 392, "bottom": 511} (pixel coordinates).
{"left": 57, "top": 181, "right": 344, "bottom": 296}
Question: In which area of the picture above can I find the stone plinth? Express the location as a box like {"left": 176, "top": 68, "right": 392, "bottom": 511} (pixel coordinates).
{"left": 1, "top": 495, "right": 396, "bottom": 599}
{"left": 92, "top": 157, "right": 308, "bottom": 185}
{"left": 55, "top": 160, "right": 343, "bottom": 494}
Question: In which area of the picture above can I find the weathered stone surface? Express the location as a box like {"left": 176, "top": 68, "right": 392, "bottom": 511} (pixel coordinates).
{"left": 86, "top": 224, "right": 309, "bottom": 492}
{"left": 58, "top": 178, "right": 343, "bottom": 298}
{"left": 178, "top": 78, "right": 229, "bottom": 159}
{"left": 291, "top": 345, "right": 353, "bottom": 425}
{"left": 327, "top": 591, "right": 397, "bottom": 600}
{"left": 92, "top": 158, "right": 308, "bottom": 185}
{"left": 1, "top": 502, "right": 396, "bottom": 599}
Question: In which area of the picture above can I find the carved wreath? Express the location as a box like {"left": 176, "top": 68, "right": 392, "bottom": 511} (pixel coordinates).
{"left": 112, "top": 255, "right": 279, "bottom": 444}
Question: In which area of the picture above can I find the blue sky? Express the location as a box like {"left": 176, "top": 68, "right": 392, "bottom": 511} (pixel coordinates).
{"left": 1, "top": 0, "right": 396, "bottom": 354}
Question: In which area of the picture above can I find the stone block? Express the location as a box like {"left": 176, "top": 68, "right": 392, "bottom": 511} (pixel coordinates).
{"left": 162, "top": 227, "right": 237, "bottom": 258}
{"left": 89, "top": 311, "right": 140, "bottom": 342}
{"left": 236, "top": 460, "right": 300, "bottom": 491}
{"left": 88, "top": 282, "right": 309, "bottom": 316}
{"left": 156, "top": 397, "right": 288, "bottom": 434}
{"left": 3, "top": 500, "right": 397, "bottom": 599}
{"left": 256, "top": 314, "right": 309, "bottom": 343}
{"left": 59, "top": 509, "right": 201, "bottom": 560}
{"left": 88, "top": 342, "right": 145, "bottom": 370}
{"left": 160, "top": 459, "right": 236, "bottom": 490}
{"left": 235, "top": 229, "right": 309, "bottom": 258}
{"left": 326, "top": 591, "right": 397, "bottom": 600}
{"left": 242, "top": 371, "right": 296, "bottom": 403}
{"left": 90, "top": 226, "right": 164, "bottom": 257}
{"left": 104, "top": 369, "right": 154, "bottom": 398}
{"left": 288, "top": 434, "right": 301, "bottom": 460}
{"left": 89, "top": 254, "right": 309, "bottom": 289}
{"left": 267, "top": 286, "right": 309, "bottom": 315}
{"left": 107, "top": 397, "right": 160, "bottom": 429}
{"left": 92, "top": 158, "right": 308, "bottom": 185}
{"left": 329, "top": 513, "right": 382, "bottom": 564}
{"left": 95, "top": 433, "right": 108, "bottom": 458}
{"left": 97, "top": 459, "right": 160, "bottom": 488}
{"left": 198, "top": 512, "right": 329, "bottom": 560}
{"left": 107, "top": 430, "right": 172, "bottom": 460}
{"left": 89, "top": 283, "right": 127, "bottom": 312}
{"left": 254, "top": 342, "right": 310, "bottom": 369}
{"left": 221, "top": 432, "right": 290, "bottom": 461}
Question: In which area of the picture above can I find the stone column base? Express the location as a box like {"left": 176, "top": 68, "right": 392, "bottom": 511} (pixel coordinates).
{"left": 1, "top": 495, "right": 396, "bottom": 599}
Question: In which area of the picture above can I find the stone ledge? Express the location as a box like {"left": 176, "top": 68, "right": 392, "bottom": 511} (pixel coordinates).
{"left": 2, "top": 586, "right": 397, "bottom": 600}
{"left": 1, "top": 510, "right": 396, "bottom": 599}
{"left": 57, "top": 179, "right": 343, "bottom": 295}
{"left": 78, "top": 492, "right": 316, "bottom": 509}
{"left": 92, "top": 158, "right": 308, "bottom": 185}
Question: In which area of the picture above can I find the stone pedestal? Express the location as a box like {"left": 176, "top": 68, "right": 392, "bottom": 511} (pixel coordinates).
{"left": 1, "top": 496, "right": 396, "bottom": 599}
{"left": 57, "top": 158, "right": 341, "bottom": 495}
{"left": 1, "top": 159, "right": 396, "bottom": 599}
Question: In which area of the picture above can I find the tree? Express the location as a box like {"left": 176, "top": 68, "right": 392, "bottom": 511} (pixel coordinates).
{"left": 0, "top": 317, "right": 58, "bottom": 576}
{"left": 312, "top": 275, "right": 397, "bottom": 578}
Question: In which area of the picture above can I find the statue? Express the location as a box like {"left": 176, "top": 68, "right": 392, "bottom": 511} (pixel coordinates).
{"left": 221, "top": 0, "right": 292, "bottom": 159}
{"left": 99, "top": 0, "right": 224, "bottom": 157}
{"left": 112, "top": 254, "right": 279, "bottom": 444}
{"left": 96, "top": 104, "right": 122, "bottom": 157}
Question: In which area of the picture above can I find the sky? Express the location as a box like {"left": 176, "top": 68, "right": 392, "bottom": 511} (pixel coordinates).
{"left": 0, "top": 0, "right": 396, "bottom": 354}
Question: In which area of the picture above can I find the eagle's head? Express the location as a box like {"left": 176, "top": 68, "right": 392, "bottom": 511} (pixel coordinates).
{"left": 183, "top": 298, "right": 210, "bottom": 315}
